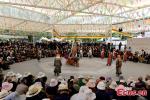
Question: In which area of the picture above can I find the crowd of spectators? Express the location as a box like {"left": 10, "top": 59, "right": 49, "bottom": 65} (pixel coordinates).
{"left": 0, "top": 41, "right": 113, "bottom": 70}
{"left": 0, "top": 41, "right": 150, "bottom": 71}
{"left": 128, "top": 50, "right": 150, "bottom": 64}
{"left": 0, "top": 71, "right": 150, "bottom": 100}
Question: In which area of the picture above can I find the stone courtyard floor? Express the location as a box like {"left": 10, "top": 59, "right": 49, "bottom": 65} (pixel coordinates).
{"left": 4, "top": 57, "right": 150, "bottom": 81}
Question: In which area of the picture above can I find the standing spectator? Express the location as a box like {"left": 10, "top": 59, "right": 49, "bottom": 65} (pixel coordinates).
{"left": 119, "top": 42, "right": 122, "bottom": 51}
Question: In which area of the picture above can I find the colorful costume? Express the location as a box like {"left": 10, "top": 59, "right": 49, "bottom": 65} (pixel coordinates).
{"left": 123, "top": 51, "right": 127, "bottom": 62}
{"left": 116, "top": 58, "right": 122, "bottom": 76}
{"left": 101, "top": 49, "right": 105, "bottom": 59}
{"left": 107, "top": 52, "right": 112, "bottom": 66}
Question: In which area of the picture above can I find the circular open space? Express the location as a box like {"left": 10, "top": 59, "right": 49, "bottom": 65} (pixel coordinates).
{"left": 4, "top": 57, "right": 150, "bottom": 80}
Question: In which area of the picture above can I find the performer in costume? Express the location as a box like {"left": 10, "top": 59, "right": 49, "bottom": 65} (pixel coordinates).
{"left": 54, "top": 54, "right": 62, "bottom": 76}
{"left": 66, "top": 42, "right": 79, "bottom": 67}
{"left": 116, "top": 55, "right": 122, "bottom": 76}
{"left": 101, "top": 48, "right": 105, "bottom": 59}
{"left": 113, "top": 49, "right": 117, "bottom": 60}
{"left": 123, "top": 50, "right": 127, "bottom": 62}
{"left": 107, "top": 51, "right": 113, "bottom": 66}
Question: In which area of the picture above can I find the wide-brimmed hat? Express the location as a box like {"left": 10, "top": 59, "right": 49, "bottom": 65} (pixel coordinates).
{"left": 16, "top": 84, "right": 28, "bottom": 95}
{"left": 6, "top": 71, "right": 15, "bottom": 77}
{"left": 79, "top": 86, "right": 89, "bottom": 94}
{"left": 49, "top": 79, "right": 58, "bottom": 87}
{"left": 26, "top": 83, "right": 42, "bottom": 97}
{"left": 86, "top": 79, "right": 96, "bottom": 88}
{"left": 23, "top": 72, "right": 32, "bottom": 78}
{"left": 109, "top": 81, "right": 117, "bottom": 89}
{"left": 58, "top": 84, "right": 68, "bottom": 91}
{"left": 84, "top": 89, "right": 96, "bottom": 100}
{"left": 61, "top": 80, "right": 68, "bottom": 85}
{"left": 16, "top": 73, "right": 23, "bottom": 79}
{"left": 57, "top": 76, "right": 64, "bottom": 82}
{"left": 97, "top": 81, "right": 106, "bottom": 90}
{"left": 0, "top": 90, "right": 10, "bottom": 99}
{"left": 37, "top": 72, "right": 46, "bottom": 79}
{"left": 71, "top": 86, "right": 96, "bottom": 100}
{"left": 2, "top": 82, "right": 13, "bottom": 91}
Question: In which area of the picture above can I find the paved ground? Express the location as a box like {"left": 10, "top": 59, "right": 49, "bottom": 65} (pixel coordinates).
{"left": 3, "top": 57, "right": 150, "bottom": 80}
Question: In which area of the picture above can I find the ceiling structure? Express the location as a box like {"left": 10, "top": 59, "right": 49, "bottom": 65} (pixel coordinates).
{"left": 0, "top": 0, "right": 150, "bottom": 36}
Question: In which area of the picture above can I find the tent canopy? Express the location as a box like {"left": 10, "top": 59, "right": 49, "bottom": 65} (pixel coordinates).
{"left": 0, "top": 0, "right": 150, "bottom": 35}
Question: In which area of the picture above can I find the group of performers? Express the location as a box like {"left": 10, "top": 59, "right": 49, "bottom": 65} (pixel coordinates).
{"left": 53, "top": 42, "right": 130, "bottom": 76}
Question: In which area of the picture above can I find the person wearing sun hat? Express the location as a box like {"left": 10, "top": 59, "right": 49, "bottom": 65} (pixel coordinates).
{"left": 45, "top": 79, "right": 58, "bottom": 100}
{"left": 96, "top": 81, "right": 110, "bottom": 100}
{"left": 96, "top": 76, "right": 105, "bottom": 85}
{"left": 86, "top": 79, "right": 96, "bottom": 92}
{"left": 35, "top": 72, "right": 47, "bottom": 89}
{"left": 22, "top": 72, "right": 34, "bottom": 87}
{"left": 4, "top": 71, "right": 15, "bottom": 82}
{"left": 26, "top": 82, "right": 47, "bottom": 100}
{"left": 54, "top": 83, "right": 70, "bottom": 100}
{"left": 57, "top": 76, "right": 64, "bottom": 85}
{"left": 4, "top": 83, "right": 28, "bottom": 100}
{"left": 71, "top": 86, "right": 96, "bottom": 100}
{"left": 1, "top": 82, "right": 13, "bottom": 92}
{"left": 0, "top": 90, "right": 10, "bottom": 99}
{"left": 0, "top": 82, "right": 13, "bottom": 99}
{"left": 106, "top": 81, "right": 118, "bottom": 100}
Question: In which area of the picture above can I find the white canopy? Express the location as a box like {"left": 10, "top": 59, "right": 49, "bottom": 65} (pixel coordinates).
{"left": 0, "top": 0, "right": 150, "bottom": 35}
